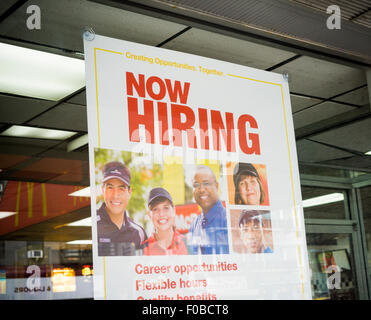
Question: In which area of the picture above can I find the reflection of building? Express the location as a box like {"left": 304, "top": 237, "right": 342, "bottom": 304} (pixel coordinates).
{"left": 51, "top": 268, "right": 76, "bottom": 293}
{"left": 0, "top": 0, "right": 371, "bottom": 300}
{"left": 0, "top": 270, "right": 5, "bottom": 294}
{"left": 0, "top": 181, "right": 90, "bottom": 237}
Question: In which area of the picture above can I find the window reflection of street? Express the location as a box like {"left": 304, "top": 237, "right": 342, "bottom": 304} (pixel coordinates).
{"left": 0, "top": 240, "right": 93, "bottom": 300}
{"left": 51, "top": 268, "right": 76, "bottom": 292}
{"left": 307, "top": 233, "right": 357, "bottom": 300}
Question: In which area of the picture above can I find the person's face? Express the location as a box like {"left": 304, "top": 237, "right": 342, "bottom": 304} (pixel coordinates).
{"left": 238, "top": 175, "right": 261, "bottom": 205}
{"left": 150, "top": 200, "right": 175, "bottom": 232}
{"left": 102, "top": 178, "right": 131, "bottom": 216}
{"left": 192, "top": 170, "right": 219, "bottom": 213}
{"left": 240, "top": 219, "right": 263, "bottom": 253}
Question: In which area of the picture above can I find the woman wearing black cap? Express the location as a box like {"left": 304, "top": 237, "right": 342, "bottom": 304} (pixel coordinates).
{"left": 233, "top": 162, "right": 265, "bottom": 205}
{"left": 143, "top": 187, "right": 188, "bottom": 255}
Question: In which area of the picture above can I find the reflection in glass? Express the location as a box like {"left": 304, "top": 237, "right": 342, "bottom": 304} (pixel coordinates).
{"left": 0, "top": 241, "right": 93, "bottom": 300}
{"left": 301, "top": 186, "right": 347, "bottom": 219}
{"left": 306, "top": 233, "right": 357, "bottom": 300}
{"left": 51, "top": 268, "right": 76, "bottom": 292}
{"left": 299, "top": 164, "right": 352, "bottom": 178}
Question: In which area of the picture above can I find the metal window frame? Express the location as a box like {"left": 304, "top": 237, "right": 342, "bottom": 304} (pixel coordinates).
{"left": 301, "top": 172, "right": 370, "bottom": 300}
{"left": 305, "top": 221, "right": 368, "bottom": 299}
{"left": 355, "top": 188, "right": 371, "bottom": 299}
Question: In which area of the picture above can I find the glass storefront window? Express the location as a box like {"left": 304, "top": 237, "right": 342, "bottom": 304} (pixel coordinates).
{"left": 299, "top": 164, "right": 352, "bottom": 178}
{"left": 0, "top": 180, "right": 93, "bottom": 300}
{"left": 0, "top": 0, "right": 368, "bottom": 300}
{"left": 299, "top": 164, "right": 369, "bottom": 181}
{"left": 301, "top": 186, "right": 347, "bottom": 220}
{"left": 306, "top": 233, "right": 358, "bottom": 300}
{"left": 0, "top": 240, "right": 93, "bottom": 300}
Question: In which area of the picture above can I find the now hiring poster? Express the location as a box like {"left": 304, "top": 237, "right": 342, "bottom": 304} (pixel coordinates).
{"left": 83, "top": 34, "right": 311, "bottom": 300}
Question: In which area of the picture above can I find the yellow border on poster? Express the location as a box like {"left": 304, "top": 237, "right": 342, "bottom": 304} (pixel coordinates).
{"left": 94, "top": 47, "right": 123, "bottom": 300}
{"left": 228, "top": 73, "right": 305, "bottom": 298}
{"left": 93, "top": 48, "right": 305, "bottom": 300}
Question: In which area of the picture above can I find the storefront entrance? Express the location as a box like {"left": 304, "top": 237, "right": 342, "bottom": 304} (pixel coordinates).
{"left": 301, "top": 165, "right": 371, "bottom": 300}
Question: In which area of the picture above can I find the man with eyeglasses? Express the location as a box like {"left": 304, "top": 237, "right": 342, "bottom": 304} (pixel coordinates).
{"left": 96, "top": 161, "right": 147, "bottom": 256}
{"left": 187, "top": 165, "right": 229, "bottom": 255}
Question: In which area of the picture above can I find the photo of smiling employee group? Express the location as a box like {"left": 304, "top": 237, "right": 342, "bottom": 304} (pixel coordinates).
{"left": 95, "top": 151, "right": 270, "bottom": 257}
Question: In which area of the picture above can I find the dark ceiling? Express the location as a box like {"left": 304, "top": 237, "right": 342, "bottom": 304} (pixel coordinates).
{"left": 0, "top": 0, "right": 370, "bottom": 186}
{"left": 0, "top": 0, "right": 370, "bottom": 240}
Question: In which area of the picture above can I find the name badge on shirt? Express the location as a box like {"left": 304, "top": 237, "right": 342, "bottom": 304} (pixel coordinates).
{"left": 99, "top": 238, "right": 111, "bottom": 243}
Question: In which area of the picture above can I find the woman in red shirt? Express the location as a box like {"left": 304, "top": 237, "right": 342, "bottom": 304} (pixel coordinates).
{"left": 143, "top": 187, "right": 188, "bottom": 255}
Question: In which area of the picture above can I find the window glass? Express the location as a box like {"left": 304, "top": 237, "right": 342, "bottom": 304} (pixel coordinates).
{"left": 299, "top": 164, "right": 351, "bottom": 178}
{"left": 306, "top": 233, "right": 357, "bottom": 300}
{"left": 0, "top": 180, "right": 92, "bottom": 300}
{"left": 301, "top": 186, "right": 347, "bottom": 220}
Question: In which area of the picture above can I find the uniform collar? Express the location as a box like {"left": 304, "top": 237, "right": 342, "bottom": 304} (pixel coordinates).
{"left": 202, "top": 200, "right": 223, "bottom": 225}
{"left": 98, "top": 203, "right": 129, "bottom": 229}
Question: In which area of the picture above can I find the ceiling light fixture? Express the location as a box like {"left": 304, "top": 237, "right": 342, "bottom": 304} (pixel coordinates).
{"left": 0, "top": 42, "right": 85, "bottom": 101}
{"left": 68, "top": 187, "right": 90, "bottom": 197}
{"left": 67, "top": 134, "right": 89, "bottom": 152}
{"left": 0, "top": 125, "right": 77, "bottom": 140}
{"left": 66, "top": 240, "right": 92, "bottom": 245}
{"left": 66, "top": 217, "right": 92, "bottom": 227}
{"left": 302, "top": 193, "right": 344, "bottom": 208}
{"left": 0, "top": 211, "right": 16, "bottom": 219}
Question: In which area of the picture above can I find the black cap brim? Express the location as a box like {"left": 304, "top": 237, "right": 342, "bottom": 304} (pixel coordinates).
{"left": 103, "top": 175, "right": 130, "bottom": 186}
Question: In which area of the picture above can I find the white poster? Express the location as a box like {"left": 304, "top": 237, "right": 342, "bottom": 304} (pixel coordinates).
{"left": 84, "top": 34, "right": 311, "bottom": 300}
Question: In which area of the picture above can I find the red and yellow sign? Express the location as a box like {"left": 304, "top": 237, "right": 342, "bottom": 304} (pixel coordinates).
{"left": 0, "top": 181, "right": 89, "bottom": 236}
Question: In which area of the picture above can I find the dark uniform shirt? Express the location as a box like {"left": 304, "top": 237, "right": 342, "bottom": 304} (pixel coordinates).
{"left": 97, "top": 203, "right": 147, "bottom": 256}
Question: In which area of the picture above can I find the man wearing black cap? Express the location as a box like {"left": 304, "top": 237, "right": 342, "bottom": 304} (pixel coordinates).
{"left": 233, "top": 162, "right": 265, "bottom": 205}
{"left": 238, "top": 210, "right": 272, "bottom": 254}
{"left": 96, "top": 161, "right": 147, "bottom": 256}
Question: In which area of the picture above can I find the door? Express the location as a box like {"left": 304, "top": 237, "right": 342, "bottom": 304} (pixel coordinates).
{"left": 305, "top": 224, "right": 359, "bottom": 300}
